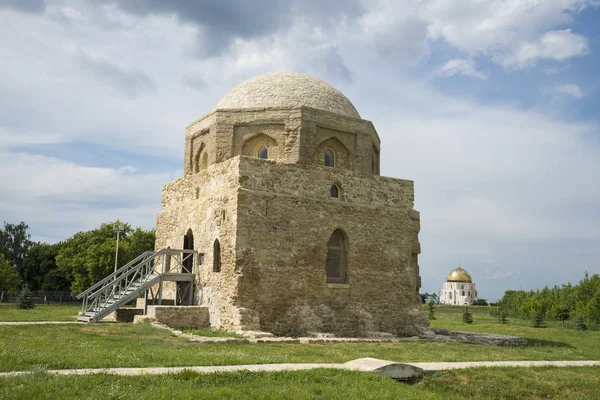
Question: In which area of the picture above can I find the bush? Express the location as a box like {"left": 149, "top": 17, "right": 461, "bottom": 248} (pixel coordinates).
{"left": 17, "top": 285, "right": 36, "bottom": 309}
{"left": 556, "top": 305, "right": 570, "bottom": 325}
{"left": 462, "top": 307, "right": 473, "bottom": 324}
{"left": 473, "top": 299, "right": 488, "bottom": 306}
{"left": 499, "top": 310, "right": 509, "bottom": 324}
{"left": 427, "top": 299, "right": 436, "bottom": 320}
{"left": 575, "top": 315, "right": 588, "bottom": 331}
{"left": 532, "top": 311, "right": 546, "bottom": 328}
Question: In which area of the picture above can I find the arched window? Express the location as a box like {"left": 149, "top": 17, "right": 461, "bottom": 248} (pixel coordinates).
{"left": 213, "top": 239, "right": 221, "bottom": 272}
{"left": 324, "top": 149, "right": 335, "bottom": 167}
{"left": 326, "top": 229, "right": 346, "bottom": 284}
{"left": 330, "top": 185, "right": 339, "bottom": 198}
{"left": 257, "top": 145, "right": 268, "bottom": 159}
{"left": 201, "top": 152, "right": 208, "bottom": 171}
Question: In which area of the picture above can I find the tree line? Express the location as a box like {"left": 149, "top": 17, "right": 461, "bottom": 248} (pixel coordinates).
{"left": 497, "top": 272, "right": 600, "bottom": 324}
{"left": 0, "top": 221, "right": 155, "bottom": 296}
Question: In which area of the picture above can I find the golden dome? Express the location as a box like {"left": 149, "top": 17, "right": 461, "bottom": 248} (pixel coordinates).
{"left": 447, "top": 265, "right": 472, "bottom": 283}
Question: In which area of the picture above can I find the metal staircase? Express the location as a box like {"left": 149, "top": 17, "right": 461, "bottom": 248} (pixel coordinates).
{"left": 76, "top": 249, "right": 196, "bottom": 323}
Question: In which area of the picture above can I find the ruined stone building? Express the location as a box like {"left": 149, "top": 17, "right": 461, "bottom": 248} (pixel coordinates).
{"left": 154, "top": 72, "right": 426, "bottom": 336}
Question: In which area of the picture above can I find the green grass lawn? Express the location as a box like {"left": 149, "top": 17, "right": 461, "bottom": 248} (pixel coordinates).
{"left": 1, "top": 305, "right": 599, "bottom": 398}
{"left": 0, "top": 315, "right": 598, "bottom": 372}
{"left": 1, "top": 367, "right": 599, "bottom": 400}
{"left": 0, "top": 304, "right": 81, "bottom": 322}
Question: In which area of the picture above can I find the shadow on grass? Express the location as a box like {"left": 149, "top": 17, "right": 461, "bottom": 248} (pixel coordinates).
{"left": 526, "top": 339, "right": 573, "bottom": 348}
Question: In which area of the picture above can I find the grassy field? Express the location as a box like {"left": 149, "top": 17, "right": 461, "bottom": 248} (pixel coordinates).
{"left": 0, "top": 305, "right": 598, "bottom": 399}
{"left": 0, "top": 307, "right": 599, "bottom": 372}
{"left": 1, "top": 367, "right": 599, "bottom": 399}
{"left": 0, "top": 304, "right": 80, "bottom": 322}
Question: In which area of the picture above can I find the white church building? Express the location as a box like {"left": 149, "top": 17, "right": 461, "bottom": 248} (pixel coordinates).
{"left": 439, "top": 265, "right": 478, "bottom": 306}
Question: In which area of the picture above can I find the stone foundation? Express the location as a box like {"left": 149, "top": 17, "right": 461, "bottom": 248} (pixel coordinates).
{"left": 146, "top": 305, "right": 210, "bottom": 328}
{"left": 102, "top": 308, "right": 144, "bottom": 322}
{"left": 431, "top": 329, "right": 527, "bottom": 346}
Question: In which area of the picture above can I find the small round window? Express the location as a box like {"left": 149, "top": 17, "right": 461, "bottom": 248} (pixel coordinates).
{"left": 257, "top": 145, "right": 268, "bottom": 159}
{"left": 324, "top": 149, "right": 335, "bottom": 167}
{"left": 330, "top": 185, "right": 339, "bottom": 198}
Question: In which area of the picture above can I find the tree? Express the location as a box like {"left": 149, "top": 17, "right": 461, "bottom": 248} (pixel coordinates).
{"left": 20, "top": 242, "right": 65, "bottom": 291}
{"left": 17, "top": 285, "right": 35, "bottom": 309}
{"left": 532, "top": 311, "right": 546, "bottom": 328}
{"left": 499, "top": 310, "right": 509, "bottom": 324}
{"left": 56, "top": 221, "right": 155, "bottom": 293}
{"left": 0, "top": 254, "right": 22, "bottom": 296}
{"left": 555, "top": 304, "right": 570, "bottom": 326}
{"left": 0, "top": 221, "right": 33, "bottom": 276}
{"left": 587, "top": 289, "right": 600, "bottom": 325}
{"left": 427, "top": 298, "right": 436, "bottom": 320}
{"left": 462, "top": 307, "right": 473, "bottom": 324}
{"left": 473, "top": 298, "right": 488, "bottom": 306}
{"left": 575, "top": 315, "right": 588, "bottom": 331}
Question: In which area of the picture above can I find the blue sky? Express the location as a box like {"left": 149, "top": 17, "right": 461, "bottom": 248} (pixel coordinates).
{"left": 1, "top": 0, "right": 599, "bottom": 300}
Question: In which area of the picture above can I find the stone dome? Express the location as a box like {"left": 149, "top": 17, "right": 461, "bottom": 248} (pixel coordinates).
{"left": 447, "top": 265, "right": 472, "bottom": 283}
{"left": 214, "top": 72, "right": 360, "bottom": 119}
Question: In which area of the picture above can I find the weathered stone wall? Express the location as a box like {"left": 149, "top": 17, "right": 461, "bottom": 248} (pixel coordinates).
{"left": 234, "top": 156, "right": 426, "bottom": 336}
{"left": 182, "top": 107, "right": 379, "bottom": 175}
{"left": 146, "top": 305, "right": 210, "bottom": 328}
{"left": 103, "top": 308, "right": 144, "bottom": 322}
{"left": 155, "top": 157, "right": 242, "bottom": 330}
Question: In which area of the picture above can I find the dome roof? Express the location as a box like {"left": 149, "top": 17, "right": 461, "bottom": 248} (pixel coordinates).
{"left": 214, "top": 72, "right": 360, "bottom": 119}
{"left": 447, "top": 265, "right": 472, "bottom": 283}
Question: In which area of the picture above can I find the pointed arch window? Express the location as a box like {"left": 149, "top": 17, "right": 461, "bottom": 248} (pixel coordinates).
{"left": 213, "top": 239, "right": 221, "bottom": 272}
{"left": 326, "top": 229, "right": 347, "bottom": 284}
{"left": 201, "top": 152, "right": 208, "bottom": 171}
{"left": 324, "top": 149, "right": 335, "bottom": 167}
{"left": 257, "top": 145, "right": 268, "bottom": 159}
{"left": 330, "top": 185, "right": 339, "bottom": 198}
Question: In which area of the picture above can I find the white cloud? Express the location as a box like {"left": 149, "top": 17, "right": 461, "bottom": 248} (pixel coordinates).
{"left": 0, "top": 150, "right": 177, "bottom": 242}
{"left": 438, "top": 58, "right": 488, "bottom": 79}
{"left": 427, "top": 1, "right": 596, "bottom": 72}
{"left": 554, "top": 83, "right": 584, "bottom": 99}
{"left": 0, "top": 0, "right": 598, "bottom": 300}
{"left": 501, "top": 29, "right": 589, "bottom": 69}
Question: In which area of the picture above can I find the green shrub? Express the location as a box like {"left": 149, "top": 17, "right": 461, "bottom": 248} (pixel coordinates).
{"left": 499, "top": 310, "right": 509, "bottom": 324}
{"left": 556, "top": 305, "right": 570, "bottom": 325}
{"left": 532, "top": 311, "right": 546, "bottom": 328}
{"left": 462, "top": 307, "right": 473, "bottom": 324}
{"left": 17, "top": 285, "right": 36, "bottom": 309}
{"left": 575, "top": 315, "right": 588, "bottom": 331}
{"left": 427, "top": 299, "right": 436, "bottom": 320}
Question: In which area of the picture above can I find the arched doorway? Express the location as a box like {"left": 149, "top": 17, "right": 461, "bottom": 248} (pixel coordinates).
{"left": 183, "top": 229, "right": 194, "bottom": 273}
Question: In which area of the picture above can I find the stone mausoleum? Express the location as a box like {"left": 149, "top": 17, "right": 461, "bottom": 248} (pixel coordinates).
{"left": 154, "top": 72, "right": 426, "bottom": 337}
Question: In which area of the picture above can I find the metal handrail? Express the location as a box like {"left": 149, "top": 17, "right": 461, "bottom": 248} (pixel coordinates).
{"left": 76, "top": 251, "right": 155, "bottom": 299}
{"left": 78, "top": 249, "right": 197, "bottom": 321}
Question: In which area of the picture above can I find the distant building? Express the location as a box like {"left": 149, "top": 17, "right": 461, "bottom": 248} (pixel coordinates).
{"left": 439, "top": 265, "right": 477, "bottom": 305}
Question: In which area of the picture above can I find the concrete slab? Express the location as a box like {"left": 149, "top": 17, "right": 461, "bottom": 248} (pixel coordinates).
{"left": 2, "top": 359, "right": 598, "bottom": 379}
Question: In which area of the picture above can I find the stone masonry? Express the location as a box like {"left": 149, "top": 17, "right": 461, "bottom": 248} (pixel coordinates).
{"left": 154, "top": 72, "right": 427, "bottom": 336}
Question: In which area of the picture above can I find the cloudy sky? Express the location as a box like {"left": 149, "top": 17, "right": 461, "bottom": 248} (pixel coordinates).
{"left": 1, "top": 0, "right": 599, "bottom": 300}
